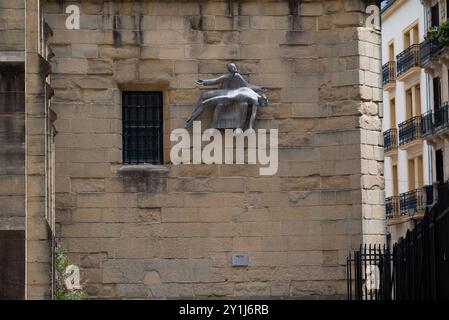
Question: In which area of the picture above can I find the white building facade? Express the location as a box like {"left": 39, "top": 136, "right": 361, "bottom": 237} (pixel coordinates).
{"left": 382, "top": 0, "right": 433, "bottom": 244}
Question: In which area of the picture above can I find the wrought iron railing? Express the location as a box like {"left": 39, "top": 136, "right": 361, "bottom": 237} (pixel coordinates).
{"left": 434, "top": 102, "right": 449, "bottom": 130}
{"left": 397, "top": 44, "right": 420, "bottom": 77}
{"left": 399, "top": 189, "right": 424, "bottom": 216}
{"left": 386, "top": 196, "right": 400, "bottom": 219}
{"left": 348, "top": 182, "right": 449, "bottom": 300}
{"left": 382, "top": 61, "right": 396, "bottom": 86}
{"left": 398, "top": 116, "right": 421, "bottom": 146}
{"left": 383, "top": 128, "right": 398, "bottom": 153}
{"left": 420, "top": 38, "right": 443, "bottom": 66}
{"left": 346, "top": 244, "right": 393, "bottom": 300}
{"left": 421, "top": 110, "right": 434, "bottom": 136}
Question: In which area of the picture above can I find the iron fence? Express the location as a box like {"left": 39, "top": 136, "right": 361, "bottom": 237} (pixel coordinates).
{"left": 347, "top": 182, "right": 449, "bottom": 300}
{"left": 347, "top": 244, "right": 393, "bottom": 300}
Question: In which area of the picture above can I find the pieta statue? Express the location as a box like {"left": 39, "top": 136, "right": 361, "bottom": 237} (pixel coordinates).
{"left": 185, "top": 63, "right": 268, "bottom": 133}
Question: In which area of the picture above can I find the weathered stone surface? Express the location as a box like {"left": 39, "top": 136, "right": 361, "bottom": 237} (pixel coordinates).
{"left": 41, "top": 0, "right": 385, "bottom": 300}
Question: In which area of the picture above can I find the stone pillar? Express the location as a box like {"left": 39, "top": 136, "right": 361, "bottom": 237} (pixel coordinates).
{"left": 25, "top": 0, "right": 52, "bottom": 299}
{"left": 359, "top": 24, "right": 386, "bottom": 245}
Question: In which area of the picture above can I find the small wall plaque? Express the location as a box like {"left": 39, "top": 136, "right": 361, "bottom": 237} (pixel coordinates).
{"left": 232, "top": 253, "right": 249, "bottom": 267}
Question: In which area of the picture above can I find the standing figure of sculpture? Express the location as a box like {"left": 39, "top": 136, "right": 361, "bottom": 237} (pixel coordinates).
{"left": 185, "top": 63, "right": 267, "bottom": 132}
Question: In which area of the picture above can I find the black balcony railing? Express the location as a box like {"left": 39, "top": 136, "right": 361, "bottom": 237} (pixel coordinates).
{"left": 421, "top": 110, "right": 434, "bottom": 136}
{"left": 434, "top": 102, "right": 449, "bottom": 129}
{"left": 398, "top": 116, "right": 421, "bottom": 146}
{"left": 420, "top": 38, "right": 443, "bottom": 66}
{"left": 399, "top": 189, "right": 424, "bottom": 216}
{"left": 397, "top": 44, "right": 420, "bottom": 77}
{"left": 383, "top": 128, "right": 398, "bottom": 153}
{"left": 386, "top": 196, "right": 400, "bottom": 219}
{"left": 382, "top": 61, "right": 396, "bottom": 86}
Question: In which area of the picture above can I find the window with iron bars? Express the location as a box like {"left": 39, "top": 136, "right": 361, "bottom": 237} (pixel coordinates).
{"left": 122, "top": 92, "right": 163, "bottom": 165}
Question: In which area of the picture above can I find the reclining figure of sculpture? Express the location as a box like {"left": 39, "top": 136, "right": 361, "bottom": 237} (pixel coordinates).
{"left": 185, "top": 63, "right": 268, "bottom": 133}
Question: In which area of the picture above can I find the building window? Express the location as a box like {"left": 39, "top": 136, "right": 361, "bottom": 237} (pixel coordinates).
{"left": 390, "top": 97, "right": 396, "bottom": 128}
{"left": 408, "top": 156, "right": 424, "bottom": 190}
{"left": 392, "top": 164, "right": 399, "bottom": 196}
{"left": 403, "top": 23, "right": 419, "bottom": 48}
{"left": 122, "top": 91, "right": 163, "bottom": 165}
{"left": 431, "top": 3, "right": 440, "bottom": 27}
{"left": 404, "top": 83, "right": 421, "bottom": 119}
{"left": 388, "top": 41, "right": 395, "bottom": 61}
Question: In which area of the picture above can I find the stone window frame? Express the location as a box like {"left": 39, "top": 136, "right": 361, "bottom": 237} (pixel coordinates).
{"left": 117, "top": 83, "right": 170, "bottom": 175}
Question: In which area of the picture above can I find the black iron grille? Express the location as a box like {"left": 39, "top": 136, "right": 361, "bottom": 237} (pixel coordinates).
{"left": 396, "top": 44, "right": 420, "bottom": 77}
{"left": 420, "top": 38, "right": 443, "bottom": 67}
{"left": 383, "top": 128, "right": 397, "bottom": 153}
{"left": 122, "top": 92, "right": 163, "bottom": 165}
{"left": 434, "top": 102, "right": 449, "bottom": 129}
{"left": 382, "top": 61, "right": 396, "bottom": 86}
{"left": 399, "top": 189, "right": 424, "bottom": 216}
{"left": 385, "top": 196, "right": 400, "bottom": 219}
{"left": 421, "top": 110, "right": 434, "bottom": 136}
{"left": 398, "top": 116, "right": 421, "bottom": 146}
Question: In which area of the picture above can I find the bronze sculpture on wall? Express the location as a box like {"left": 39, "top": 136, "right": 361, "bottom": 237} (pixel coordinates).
{"left": 185, "top": 63, "right": 268, "bottom": 133}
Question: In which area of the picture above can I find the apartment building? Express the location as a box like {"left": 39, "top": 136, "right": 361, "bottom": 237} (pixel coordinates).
{"left": 381, "top": 0, "right": 433, "bottom": 243}
{"left": 420, "top": 1, "right": 449, "bottom": 183}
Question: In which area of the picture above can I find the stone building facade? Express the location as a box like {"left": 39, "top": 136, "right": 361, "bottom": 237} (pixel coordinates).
{"left": 1, "top": 0, "right": 384, "bottom": 299}
{"left": 0, "top": 0, "right": 55, "bottom": 299}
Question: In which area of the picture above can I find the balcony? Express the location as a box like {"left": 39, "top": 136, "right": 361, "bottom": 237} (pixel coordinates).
{"left": 387, "top": 188, "right": 428, "bottom": 224}
{"left": 420, "top": 38, "right": 443, "bottom": 69}
{"left": 398, "top": 116, "right": 422, "bottom": 147}
{"left": 383, "top": 128, "right": 398, "bottom": 156}
{"left": 421, "top": 102, "right": 449, "bottom": 144}
{"left": 385, "top": 196, "right": 400, "bottom": 219}
{"left": 396, "top": 44, "right": 421, "bottom": 81}
{"left": 399, "top": 189, "right": 425, "bottom": 216}
{"left": 382, "top": 61, "right": 396, "bottom": 90}
{"left": 434, "top": 102, "right": 449, "bottom": 131}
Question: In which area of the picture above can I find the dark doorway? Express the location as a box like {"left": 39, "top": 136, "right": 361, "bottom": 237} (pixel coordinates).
{"left": 433, "top": 76, "right": 441, "bottom": 110}
{"left": 431, "top": 3, "right": 440, "bottom": 27}
{"left": 0, "top": 230, "right": 25, "bottom": 299}
{"left": 436, "top": 149, "right": 444, "bottom": 183}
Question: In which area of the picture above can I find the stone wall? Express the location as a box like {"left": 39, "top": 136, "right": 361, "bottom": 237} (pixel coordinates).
{"left": 0, "top": 0, "right": 24, "bottom": 51}
{"left": 0, "top": 0, "right": 25, "bottom": 231}
{"left": 45, "top": 0, "right": 384, "bottom": 299}
{"left": 24, "top": 0, "right": 54, "bottom": 299}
